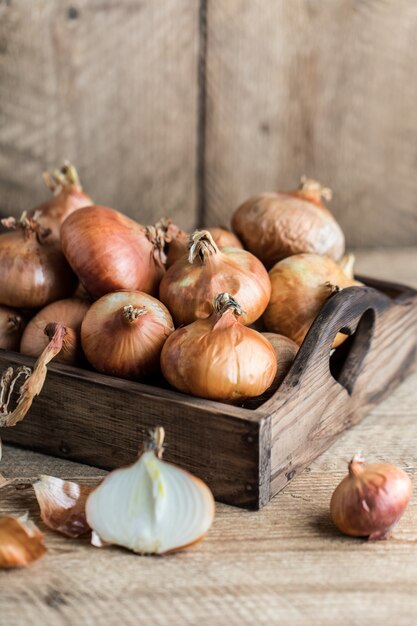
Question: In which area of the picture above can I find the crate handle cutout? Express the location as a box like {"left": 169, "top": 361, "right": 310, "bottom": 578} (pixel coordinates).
{"left": 329, "top": 308, "right": 376, "bottom": 395}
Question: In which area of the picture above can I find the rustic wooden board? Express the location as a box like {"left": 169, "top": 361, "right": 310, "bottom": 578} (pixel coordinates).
{"left": 203, "top": 0, "right": 417, "bottom": 247}
{"left": 0, "top": 0, "right": 199, "bottom": 230}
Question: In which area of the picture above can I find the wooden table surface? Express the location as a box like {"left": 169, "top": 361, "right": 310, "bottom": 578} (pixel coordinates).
{"left": 1, "top": 248, "right": 416, "bottom": 626}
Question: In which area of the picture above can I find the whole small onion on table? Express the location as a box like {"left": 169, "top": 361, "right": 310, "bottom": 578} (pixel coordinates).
{"left": 231, "top": 176, "right": 345, "bottom": 268}
{"left": 263, "top": 253, "right": 362, "bottom": 347}
{"left": 61, "top": 206, "right": 167, "bottom": 299}
{"left": 160, "top": 293, "right": 277, "bottom": 403}
{"left": 159, "top": 230, "right": 271, "bottom": 326}
{"left": 0, "top": 212, "right": 77, "bottom": 309}
{"left": 29, "top": 161, "right": 92, "bottom": 244}
{"left": 330, "top": 455, "right": 412, "bottom": 540}
{"left": 20, "top": 298, "right": 90, "bottom": 365}
{"left": 81, "top": 291, "right": 174, "bottom": 380}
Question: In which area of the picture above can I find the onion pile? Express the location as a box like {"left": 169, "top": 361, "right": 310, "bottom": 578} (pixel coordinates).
{"left": 263, "top": 253, "right": 362, "bottom": 346}
{"left": 61, "top": 206, "right": 166, "bottom": 299}
{"left": 232, "top": 177, "right": 345, "bottom": 268}
{"left": 161, "top": 293, "right": 277, "bottom": 402}
{"left": 81, "top": 291, "right": 174, "bottom": 380}
{"left": 20, "top": 298, "right": 89, "bottom": 365}
{"left": 0, "top": 212, "right": 76, "bottom": 308}
{"left": 30, "top": 162, "right": 92, "bottom": 244}
{"left": 0, "top": 306, "right": 25, "bottom": 351}
{"left": 159, "top": 230, "right": 271, "bottom": 326}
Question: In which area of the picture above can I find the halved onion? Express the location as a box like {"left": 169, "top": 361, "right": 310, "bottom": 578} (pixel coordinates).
{"left": 86, "top": 427, "right": 215, "bottom": 555}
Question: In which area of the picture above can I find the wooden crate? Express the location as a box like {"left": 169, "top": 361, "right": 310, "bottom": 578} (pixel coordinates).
{"left": 1, "top": 276, "right": 416, "bottom": 509}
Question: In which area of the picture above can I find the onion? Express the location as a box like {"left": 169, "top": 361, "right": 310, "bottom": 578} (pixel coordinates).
{"left": 0, "top": 306, "right": 25, "bottom": 351}
{"left": 81, "top": 291, "right": 174, "bottom": 380}
{"left": 330, "top": 454, "right": 412, "bottom": 540}
{"left": 231, "top": 176, "right": 345, "bottom": 268}
{"left": 20, "top": 298, "right": 89, "bottom": 365}
{"left": 263, "top": 253, "right": 362, "bottom": 346}
{"left": 161, "top": 293, "right": 277, "bottom": 402}
{"left": 86, "top": 427, "right": 215, "bottom": 555}
{"left": 0, "top": 212, "right": 77, "bottom": 308}
{"left": 244, "top": 333, "right": 298, "bottom": 408}
{"left": 29, "top": 162, "right": 92, "bottom": 244}
{"left": 33, "top": 475, "right": 94, "bottom": 538}
{"left": 165, "top": 226, "right": 243, "bottom": 268}
{"left": 206, "top": 227, "right": 243, "bottom": 249}
{"left": 61, "top": 206, "right": 166, "bottom": 299}
{"left": 159, "top": 230, "right": 271, "bottom": 326}
{"left": 0, "top": 515, "right": 46, "bottom": 568}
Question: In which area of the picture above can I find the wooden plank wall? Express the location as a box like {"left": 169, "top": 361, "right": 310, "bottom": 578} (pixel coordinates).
{"left": 0, "top": 0, "right": 199, "bottom": 229}
{"left": 1, "top": 0, "right": 417, "bottom": 246}
{"left": 203, "top": 0, "right": 417, "bottom": 247}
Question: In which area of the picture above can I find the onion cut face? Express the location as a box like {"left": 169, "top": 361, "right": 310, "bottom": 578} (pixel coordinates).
{"left": 86, "top": 427, "right": 215, "bottom": 555}
{"left": 20, "top": 298, "right": 89, "bottom": 365}
{"left": 61, "top": 206, "right": 166, "bottom": 299}
{"left": 0, "top": 212, "right": 77, "bottom": 309}
{"left": 161, "top": 293, "right": 277, "bottom": 403}
{"left": 29, "top": 162, "right": 92, "bottom": 244}
{"left": 0, "top": 306, "right": 25, "bottom": 351}
{"left": 159, "top": 230, "right": 271, "bottom": 327}
{"left": 81, "top": 291, "right": 174, "bottom": 380}
{"left": 263, "top": 253, "right": 362, "bottom": 347}
{"left": 231, "top": 177, "right": 345, "bottom": 268}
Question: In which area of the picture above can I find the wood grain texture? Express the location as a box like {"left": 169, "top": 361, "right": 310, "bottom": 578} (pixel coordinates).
{"left": 0, "top": 0, "right": 199, "bottom": 229}
{"left": 203, "top": 0, "right": 417, "bottom": 247}
{"left": 0, "top": 367, "right": 417, "bottom": 626}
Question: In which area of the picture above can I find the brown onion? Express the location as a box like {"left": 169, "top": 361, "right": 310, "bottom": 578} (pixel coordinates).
{"left": 81, "top": 291, "right": 174, "bottom": 380}
{"left": 231, "top": 177, "right": 345, "bottom": 268}
{"left": 263, "top": 253, "right": 362, "bottom": 347}
{"left": 244, "top": 332, "right": 298, "bottom": 408}
{"left": 0, "top": 212, "right": 77, "bottom": 308}
{"left": 61, "top": 206, "right": 166, "bottom": 299}
{"left": 160, "top": 293, "right": 277, "bottom": 403}
{"left": 0, "top": 306, "right": 25, "bottom": 351}
{"left": 159, "top": 230, "right": 271, "bottom": 326}
{"left": 165, "top": 226, "right": 243, "bottom": 268}
{"left": 29, "top": 162, "right": 92, "bottom": 244}
{"left": 330, "top": 455, "right": 412, "bottom": 540}
{"left": 20, "top": 298, "right": 89, "bottom": 365}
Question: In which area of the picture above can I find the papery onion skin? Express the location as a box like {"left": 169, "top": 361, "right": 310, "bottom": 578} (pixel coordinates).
{"left": 159, "top": 230, "right": 271, "bottom": 326}
{"left": 330, "top": 456, "right": 413, "bottom": 540}
{"left": 29, "top": 162, "right": 92, "bottom": 244}
{"left": 0, "top": 516, "right": 46, "bottom": 568}
{"left": 61, "top": 206, "right": 165, "bottom": 299}
{"left": 161, "top": 296, "right": 277, "bottom": 402}
{"left": 33, "top": 475, "right": 93, "bottom": 538}
{"left": 81, "top": 291, "right": 174, "bottom": 380}
{"left": 0, "top": 306, "right": 25, "bottom": 351}
{"left": 263, "top": 253, "right": 362, "bottom": 347}
{"left": 0, "top": 215, "right": 77, "bottom": 309}
{"left": 20, "top": 298, "right": 89, "bottom": 365}
{"left": 231, "top": 178, "right": 345, "bottom": 268}
{"left": 86, "top": 427, "right": 215, "bottom": 555}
